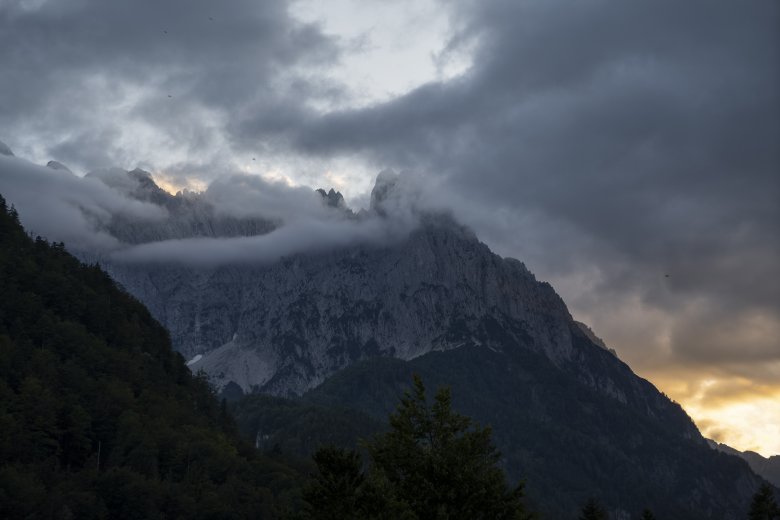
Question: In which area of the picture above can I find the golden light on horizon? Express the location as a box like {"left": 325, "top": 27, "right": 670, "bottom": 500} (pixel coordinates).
{"left": 648, "top": 370, "right": 780, "bottom": 458}
{"left": 570, "top": 290, "right": 780, "bottom": 461}
{"left": 154, "top": 174, "right": 208, "bottom": 195}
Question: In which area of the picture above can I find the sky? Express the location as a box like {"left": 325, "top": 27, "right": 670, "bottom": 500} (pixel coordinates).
{"left": 1, "top": 0, "right": 778, "bottom": 456}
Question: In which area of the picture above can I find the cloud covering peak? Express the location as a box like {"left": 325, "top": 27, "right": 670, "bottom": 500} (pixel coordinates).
{"left": 0, "top": 153, "right": 430, "bottom": 266}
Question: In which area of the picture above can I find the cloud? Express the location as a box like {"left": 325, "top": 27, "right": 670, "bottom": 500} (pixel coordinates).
{"left": 274, "top": 0, "right": 780, "bottom": 453}
{"left": 204, "top": 174, "right": 337, "bottom": 222}
{"left": 113, "top": 217, "right": 398, "bottom": 266}
{"left": 651, "top": 369, "right": 780, "bottom": 457}
{"left": 0, "top": 154, "right": 423, "bottom": 266}
{"left": 0, "top": 155, "right": 166, "bottom": 250}
{"left": 0, "top": 0, "right": 340, "bottom": 173}
{"left": 286, "top": 0, "right": 780, "bottom": 393}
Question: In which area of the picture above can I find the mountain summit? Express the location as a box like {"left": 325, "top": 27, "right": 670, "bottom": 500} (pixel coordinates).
{"left": 89, "top": 174, "right": 672, "bottom": 407}
{"left": 0, "top": 165, "right": 769, "bottom": 517}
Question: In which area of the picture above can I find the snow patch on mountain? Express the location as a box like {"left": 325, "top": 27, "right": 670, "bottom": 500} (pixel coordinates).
{"left": 186, "top": 354, "right": 203, "bottom": 366}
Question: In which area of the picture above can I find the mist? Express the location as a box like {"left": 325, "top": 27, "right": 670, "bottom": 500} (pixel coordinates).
{"left": 0, "top": 149, "right": 424, "bottom": 267}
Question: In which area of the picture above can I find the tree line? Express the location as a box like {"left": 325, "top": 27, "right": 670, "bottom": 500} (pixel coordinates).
{"left": 294, "top": 374, "right": 779, "bottom": 519}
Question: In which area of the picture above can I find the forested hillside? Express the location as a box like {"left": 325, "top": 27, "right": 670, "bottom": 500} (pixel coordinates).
{"left": 230, "top": 394, "right": 384, "bottom": 458}
{"left": 301, "top": 351, "right": 762, "bottom": 518}
{"left": 0, "top": 194, "right": 304, "bottom": 519}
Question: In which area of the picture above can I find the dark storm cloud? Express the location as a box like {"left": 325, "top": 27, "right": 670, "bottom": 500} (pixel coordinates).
{"left": 0, "top": 0, "right": 338, "bottom": 169}
{"left": 286, "top": 0, "right": 780, "bottom": 370}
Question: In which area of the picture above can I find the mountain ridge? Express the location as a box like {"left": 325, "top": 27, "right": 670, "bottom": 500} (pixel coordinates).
{"left": 0, "top": 163, "right": 772, "bottom": 518}
{"left": 64, "top": 169, "right": 700, "bottom": 435}
{"left": 294, "top": 349, "right": 763, "bottom": 518}
{"left": 0, "top": 192, "right": 305, "bottom": 518}
{"left": 709, "top": 440, "right": 780, "bottom": 487}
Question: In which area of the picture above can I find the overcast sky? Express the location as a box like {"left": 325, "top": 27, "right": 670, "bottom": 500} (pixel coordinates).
{"left": 1, "top": 0, "right": 778, "bottom": 456}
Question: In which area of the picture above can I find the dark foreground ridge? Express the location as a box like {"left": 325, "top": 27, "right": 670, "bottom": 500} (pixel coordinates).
{"left": 234, "top": 348, "right": 773, "bottom": 519}
{"left": 0, "top": 194, "right": 305, "bottom": 519}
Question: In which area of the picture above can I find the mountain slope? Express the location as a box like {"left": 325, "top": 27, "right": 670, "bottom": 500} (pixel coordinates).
{"left": 79, "top": 173, "right": 686, "bottom": 428}
{"left": 99, "top": 200, "right": 701, "bottom": 450}
{"left": 0, "top": 194, "right": 303, "bottom": 519}
{"left": 301, "top": 350, "right": 762, "bottom": 519}
{"left": 4, "top": 167, "right": 771, "bottom": 518}
{"left": 230, "top": 394, "right": 384, "bottom": 458}
{"left": 709, "top": 441, "right": 780, "bottom": 487}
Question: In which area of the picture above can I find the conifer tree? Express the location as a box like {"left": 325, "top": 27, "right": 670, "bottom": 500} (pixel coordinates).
{"left": 303, "top": 446, "right": 366, "bottom": 520}
{"left": 368, "top": 374, "right": 531, "bottom": 519}
{"left": 640, "top": 508, "right": 656, "bottom": 520}
{"left": 0, "top": 193, "right": 304, "bottom": 519}
{"left": 749, "top": 483, "right": 780, "bottom": 520}
{"left": 579, "top": 497, "right": 608, "bottom": 520}
{"left": 304, "top": 374, "right": 532, "bottom": 519}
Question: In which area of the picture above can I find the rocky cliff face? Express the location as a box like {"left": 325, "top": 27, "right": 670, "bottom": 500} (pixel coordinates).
{"left": 5, "top": 162, "right": 763, "bottom": 517}
{"left": 75, "top": 170, "right": 702, "bottom": 444}
{"left": 106, "top": 218, "right": 575, "bottom": 391}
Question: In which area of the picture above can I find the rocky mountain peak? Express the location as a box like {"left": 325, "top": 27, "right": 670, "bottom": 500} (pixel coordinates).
{"left": 370, "top": 170, "right": 401, "bottom": 216}
{"left": 56, "top": 165, "right": 702, "bottom": 442}
{"left": 125, "top": 168, "right": 172, "bottom": 205}
{"left": 316, "top": 187, "right": 346, "bottom": 209}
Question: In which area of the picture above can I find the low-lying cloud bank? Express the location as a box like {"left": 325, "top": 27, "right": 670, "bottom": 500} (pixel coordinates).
{"left": 0, "top": 153, "right": 166, "bottom": 251}
{"left": 116, "top": 219, "right": 387, "bottom": 265}
{"left": 0, "top": 148, "right": 427, "bottom": 266}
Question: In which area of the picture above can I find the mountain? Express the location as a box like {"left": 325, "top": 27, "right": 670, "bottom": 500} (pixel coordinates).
{"left": 2, "top": 166, "right": 770, "bottom": 518}
{"left": 290, "top": 348, "right": 763, "bottom": 518}
{"left": 91, "top": 171, "right": 649, "bottom": 400}
{"left": 709, "top": 440, "right": 780, "bottom": 487}
{"left": 0, "top": 193, "right": 304, "bottom": 519}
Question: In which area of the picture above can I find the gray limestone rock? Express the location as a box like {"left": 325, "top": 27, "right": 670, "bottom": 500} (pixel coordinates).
{"left": 72, "top": 170, "right": 700, "bottom": 441}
